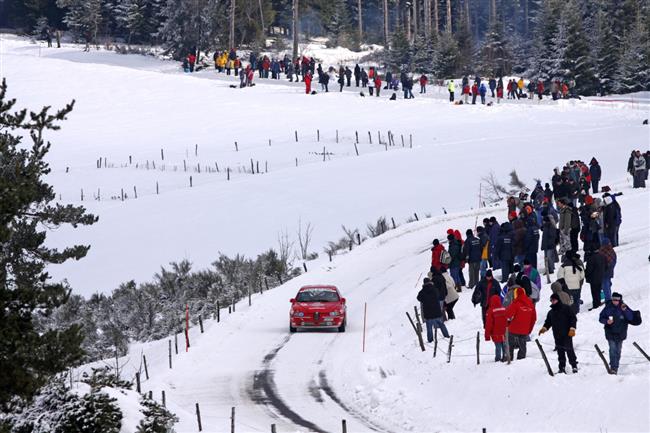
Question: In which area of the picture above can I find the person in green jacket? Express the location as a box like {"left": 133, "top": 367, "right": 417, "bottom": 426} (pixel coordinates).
{"left": 448, "top": 79, "right": 455, "bottom": 102}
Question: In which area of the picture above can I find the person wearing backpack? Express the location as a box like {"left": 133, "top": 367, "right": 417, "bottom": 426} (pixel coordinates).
{"left": 557, "top": 252, "right": 585, "bottom": 313}
{"left": 472, "top": 270, "right": 501, "bottom": 325}
{"left": 598, "top": 292, "right": 638, "bottom": 374}
{"left": 431, "top": 239, "right": 448, "bottom": 272}
{"left": 539, "top": 293, "right": 578, "bottom": 373}
{"left": 448, "top": 234, "right": 463, "bottom": 291}
{"left": 441, "top": 268, "right": 459, "bottom": 320}
{"left": 485, "top": 295, "right": 508, "bottom": 362}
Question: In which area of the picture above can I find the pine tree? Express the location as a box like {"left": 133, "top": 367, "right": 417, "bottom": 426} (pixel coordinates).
{"left": 412, "top": 35, "right": 435, "bottom": 73}
{"left": 593, "top": 8, "right": 618, "bottom": 95}
{"left": 323, "top": 0, "right": 353, "bottom": 48}
{"left": 528, "top": 0, "right": 562, "bottom": 81}
{"left": 433, "top": 30, "right": 459, "bottom": 78}
{"left": 480, "top": 20, "right": 511, "bottom": 77}
{"left": 559, "top": 0, "right": 598, "bottom": 95}
{"left": 0, "top": 79, "right": 97, "bottom": 409}
{"left": 614, "top": 12, "right": 650, "bottom": 93}
{"left": 57, "top": 0, "right": 104, "bottom": 44}
{"left": 387, "top": 28, "right": 411, "bottom": 70}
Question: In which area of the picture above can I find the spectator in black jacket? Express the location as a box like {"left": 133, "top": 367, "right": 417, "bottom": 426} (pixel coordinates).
{"left": 589, "top": 158, "right": 602, "bottom": 193}
{"left": 463, "top": 229, "right": 482, "bottom": 289}
{"left": 472, "top": 270, "right": 501, "bottom": 325}
{"left": 539, "top": 293, "right": 578, "bottom": 373}
{"left": 585, "top": 250, "right": 606, "bottom": 310}
{"left": 417, "top": 278, "right": 450, "bottom": 342}
{"left": 495, "top": 222, "right": 514, "bottom": 283}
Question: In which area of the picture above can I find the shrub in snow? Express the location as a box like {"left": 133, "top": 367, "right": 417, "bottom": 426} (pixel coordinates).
{"left": 136, "top": 397, "right": 177, "bottom": 433}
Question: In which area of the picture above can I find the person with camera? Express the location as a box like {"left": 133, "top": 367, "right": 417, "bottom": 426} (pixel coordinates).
{"left": 598, "top": 292, "right": 634, "bottom": 375}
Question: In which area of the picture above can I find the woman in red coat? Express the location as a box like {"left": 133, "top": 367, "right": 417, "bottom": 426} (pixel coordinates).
{"left": 304, "top": 71, "right": 312, "bottom": 94}
{"left": 485, "top": 295, "right": 508, "bottom": 362}
{"left": 505, "top": 287, "right": 537, "bottom": 360}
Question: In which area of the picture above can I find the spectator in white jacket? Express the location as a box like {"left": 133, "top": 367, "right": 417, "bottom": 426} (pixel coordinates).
{"left": 557, "top": 251, "right": 585, "bottom": 314}
{"left": 442, "top": 269, "right": 459, "bottom": 320}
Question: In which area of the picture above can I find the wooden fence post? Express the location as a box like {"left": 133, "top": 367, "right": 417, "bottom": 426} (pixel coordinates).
{"left": 303, "top": 262, "right": 308, "bottom": 272}
{"left": 162, "top": 390, "right": 166, "bottom": 407}
{"left": 355, "top": 131, "right": 359, "bottom": 144}
{"left": 231, "top": 407, "right": 236, "bottom": 433}
{"left": 632, "top": 342, "right": 650, "bottom": 362}
{"left": 161, "top": 148, "right": 164, "bottom": 160}
{"left": 248, "top": 289, "right": 252, "bottom": 306}
{"left": 505, "top": 328, "right": 511, "bottom": 364}
{"left": 156, "top": 181, "right": 159, "bottom": 195}
{"left": 368, "top": 131, "right": 372, "bottom": 144}
{"left": 535, "top": 339, "right": 555, "bottom": 376}
{"left": 413, "top": 306, "right": 422, "bottom": 334}
{"left": 476, "top": 331, "right": 480, "bottom": 365}
{"left": 406, "top": 312, "right": 425, "bottom": 352}
{"left": 142, "top": 354, "right": 149, "bottom": 379}
{"left": 174, "top": 332, "right": 178, "bottom": 354}
{"left": 168, "top": 340, "right": 172, "bottom": 369}
{"left": 342, "top": 419, "right": 347, "bottom": 433}
{"left": 196, "top": 403, "right": 202, "bottom": 432}
{"left": 595, "top": 344, "right": 612, "bottom": 374}
{"left": 234, "top": 141, "right": 238, "bottom": 151}
{"left": 217, "top": 301, "right": 221, "bottom": 322}
{"left": 447, "top": 335, "right": 454, "bottom": 363}
{"left": 271, "top": 424, "right": 276, "bottom": 433}
{"left": 198, "top": 316, "right": 204, "bottom": 333}
{"left": 391, "top": 217, "right": 396, "bottom": 229}
{"left": 414, "top": 212, "right": 419, "bottom": 221}
{"left": 135, "top": 372, "right": 141, "bottom": 393}
{"left": 317, "top": 129, "right": 320, "bottom": 142}
{"left": 433, "top": 328, "right": 438, "bottom": 358}
{"left": 336, "top": 129, "right": 339, "bottom": 143}
{"left": 265, "top": 278, "right": 269, "bottom": 292}
{"left": 354, "top": 143, "right": 359, "bottom": 156}
{"left": 356, "top": 233, "right": 361, "bottom": 245}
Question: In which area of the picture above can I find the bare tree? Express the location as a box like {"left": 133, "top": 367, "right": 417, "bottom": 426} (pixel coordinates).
{"left": 481, "top": 171, "right": 508, "bottom": 203}
{"left": 366, "top": 217, "right": 388, "bottom": 238}
{"left": 297, "top": 218, "right": 315, "bottom": 260}
{"left": 277, "top": 229, "right": 295, "bottom": 270}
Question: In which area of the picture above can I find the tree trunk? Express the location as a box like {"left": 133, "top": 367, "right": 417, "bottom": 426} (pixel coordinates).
{"left": 465, "top": 0, "right": 471, "bottom": 34}
{"left": 434, "top": 0, "right": 439, "bottom": 35}
{"left": 229, "top": 0, "right": 236, "bottom": 49}
{"left": 383, "top": 0, "right": 389, "bottom": 46}
{"left": 424, "top": 0, "right": 431, "bottom": 39}
{"left": 490, "top": 0, "right": 496, "bottom": 25}
{"left": 258, "top": 0, "right": 265, "bottom": 36}
{"left": 406, "top": 2, "right": 412, "bottom": 42}
{"left": 413, "top": 0, "right": 418, "bottom": 39}
{"left": 358, "top": 0, "right": 363, "bottom": 44}
{"left": 395, "top": 0, "right": 401, "bottom": 31}
{"left": 292, "top": 0, "right": 299, "bottom": 60}
{"left": 446, "top": 0, "right": 452, "bottom": 33}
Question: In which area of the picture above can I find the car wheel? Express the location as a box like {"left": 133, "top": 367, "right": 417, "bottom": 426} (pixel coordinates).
{"left": 338, "top": 321, "right": 346, "bottom": 333}
{"left": 289, "top": 325, "right": 297, "bottom": 333}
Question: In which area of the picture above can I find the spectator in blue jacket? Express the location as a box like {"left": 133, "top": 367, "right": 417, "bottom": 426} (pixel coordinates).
{"left": 479, "top": 83, "right": 487, "bottom": 104}
{"left": 463, "top": 229, "right": 482, "bottom": 289}
{"left": 598, "top": 292, "right": 634, "bottom": 374}
{"left": 477, "top": 225, "right": 490, "bottom": 279}
{"left": 489, "top": 217, "right": 501, "bottom": 270}
{"left": 488, "top": 77, "right": 496, "bottom": 97}
{"left": 524, "top": 211, "right": 540, "bottom": 268}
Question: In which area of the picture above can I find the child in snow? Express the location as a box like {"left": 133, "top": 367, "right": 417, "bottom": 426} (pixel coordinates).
{"left": 485, "top": 295, "right": 508, "bottom": 362}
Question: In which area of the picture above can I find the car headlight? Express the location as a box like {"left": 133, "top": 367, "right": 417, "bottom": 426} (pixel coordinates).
{"left": 293, "top": 311, "right": 304, "bottom": 317}
{"left": 329, "top": 311, "right": 339, "bottom": 316}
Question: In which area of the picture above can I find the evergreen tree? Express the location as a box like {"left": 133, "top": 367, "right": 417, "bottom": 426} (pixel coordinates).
{"left": 433, "top": 31, "right": 459, "bottom": 78}
{"left": 614, "top": 12, "right": 650, "bottom": 93}
{"left": 386, "top": 28, "right": 411, "bottom": 70}
{"left": 322, "top": 0, "right": 353, "bottom": 48}
{"left": 412, "top": 35, "right": 435, "bottom": 73}
{"left": 528, "top": 0, "right": 561, "bottom": 81}
{"left": 56, "top": 0, "right": 104, "bottom": 43}
{"left": 0, "top": 79, "right": 97, "bottom": 409}
{"left": 559, "top": 0, "right": 598, "bottom": 95}
{"left": 480, "top": 21, "right": 511, "bottom": 77}
{"left": 594, "top": 8, "right": 618, "bottom": 95}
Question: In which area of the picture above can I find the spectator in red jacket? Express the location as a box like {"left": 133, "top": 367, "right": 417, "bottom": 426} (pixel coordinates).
{"left": 304, "top": 71, "right": 312, "bottom": 94}
{"left": 419, "top": 74, "right": 428, "bottom": 93}
{"left": 485, "top": 295, "right": 508, "bottom": 362}
{"left": 431, "top": 239, "right": 446, "bottom": 272}
{"left": 536, "top": 80, "right": 545, "bottom": 100}
{"left": 187, "top": 53, "right": 196, "bottom": 72}
{"left": 462, "top": 84, "right": 470, "bottom": 104}
{"left": 505, "top": 287, "right": 537, "bottom": 360}
{"left": 471, "top": 83, "right": 479, "bottom": 104}
{"left": 496, "top": 86, "right": 504, "bottom": 103}
{"left": 374, "top": 75, "right": 382, "bottom": 97}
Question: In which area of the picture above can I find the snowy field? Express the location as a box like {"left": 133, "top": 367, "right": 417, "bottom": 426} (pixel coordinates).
{"left": 2, "top": 34, "right": 650, "bottom": 432}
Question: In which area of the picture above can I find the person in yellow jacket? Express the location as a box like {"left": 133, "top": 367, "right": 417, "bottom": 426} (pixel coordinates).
{"left": 517, "top": 77, "right": 524, "bottom": 97}
{"left": 448, "top": 79, "right": 455, "bottom": 102}
{"left": 216, "top": 53, "right": 226, "bottom": 72}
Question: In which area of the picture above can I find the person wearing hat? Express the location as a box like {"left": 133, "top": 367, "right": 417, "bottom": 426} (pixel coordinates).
{"left": 539, "top": 293, "right": 578, "bottom": 373}
{"left": 557, "top": 252, "right": 585, "bottom": 313}
{"left": 598, "top": 292, "right": 634, "bottom": 374}
{"left": 557, "top": 199, "right": 572, "bottom": 256}
{"left": 463, "top": 228, "right": 482, "bottom": 289}
{"left": 431, "top": 239, "right": 446, "bottom": 273}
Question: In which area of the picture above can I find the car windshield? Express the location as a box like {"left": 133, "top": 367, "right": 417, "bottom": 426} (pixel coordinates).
{"left": 296, "top": 289, "right": 339, "bottom": 303}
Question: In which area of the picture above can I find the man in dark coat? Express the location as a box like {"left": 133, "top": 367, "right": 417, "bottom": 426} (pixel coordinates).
{"left": 602, "top": 193, "right": 622, "bottom": 247}
{"left": 524, "top": 214, "right": 540, "bottom": 268}
{"left": 539, "top": 293, "right": 578, "bottom": 373}
{"left": 472, "top": 270, "right": 501, "bottom": 325}
{"left": 495, "top": 222, "right": 514, "bottom": 283}
{"left": 345, "top": 66, "right": 352, "bottom": 86}
{"left": 417, "top": 278, "right": 450, "bottom": 342}
{"left": 598, "top": 292, "right": 634, "bottom": 374}
{"left": 589, "top": 158, "right": 602, "bottom": 193}
{"left": 463, "top": 229, "right": 482, "bottom": 288}
{"left": 353, "top": 64, "right": 361, "bottom": 87}
{"left": 585, "top": 249, "right": 606, "bottom": 310}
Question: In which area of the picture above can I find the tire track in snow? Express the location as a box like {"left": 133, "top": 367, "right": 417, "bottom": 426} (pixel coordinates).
{"left": 248, "top": 335, "right": 328, "bottom": 432}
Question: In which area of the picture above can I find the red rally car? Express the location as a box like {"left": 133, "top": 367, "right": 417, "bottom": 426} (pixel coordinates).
{"left": 289, "top": 285, "right": 346, "bottom": 333}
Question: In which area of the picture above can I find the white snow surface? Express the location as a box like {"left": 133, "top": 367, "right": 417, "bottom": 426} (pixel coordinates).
{"left": 2, "top": 35, "right": 650, "bottom": 432}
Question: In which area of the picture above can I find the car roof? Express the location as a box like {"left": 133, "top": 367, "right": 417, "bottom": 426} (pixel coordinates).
{"left": 299, "top": 285, "right": 339, "bottom": 291}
